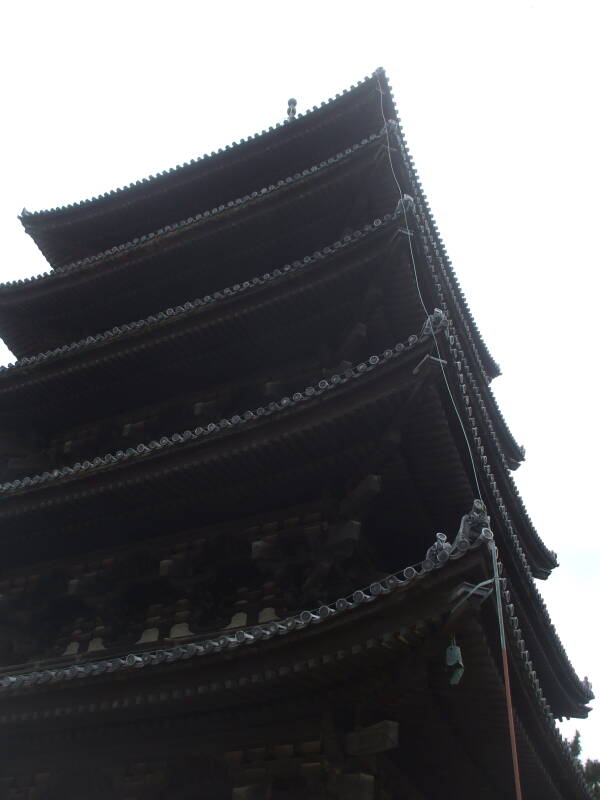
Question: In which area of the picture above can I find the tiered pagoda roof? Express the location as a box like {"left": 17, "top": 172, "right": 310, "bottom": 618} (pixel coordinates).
{"left": 0, "top": 69, "right": 593, "bottom": 799}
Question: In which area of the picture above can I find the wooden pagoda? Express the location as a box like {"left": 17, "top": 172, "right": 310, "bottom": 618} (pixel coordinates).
{"left": 0, "top": 69, "right": 593, "bottom": 799}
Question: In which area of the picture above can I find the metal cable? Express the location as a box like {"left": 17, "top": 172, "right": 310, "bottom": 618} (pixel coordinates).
{"left": 376, "top": 74, "right": 482, "bottom": 501}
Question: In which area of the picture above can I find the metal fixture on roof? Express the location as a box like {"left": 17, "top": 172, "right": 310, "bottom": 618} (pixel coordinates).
{"left": 420, "top": 308, "right": 448, "bottom": 338}
{"left": 396, "top": 193, "right": 415, "bottom": 216}
{"left": 451, "top": 499, "right": 490, "bottom": 551}
{"left": 286, "top": 98, "right": 297, "bottom": 122}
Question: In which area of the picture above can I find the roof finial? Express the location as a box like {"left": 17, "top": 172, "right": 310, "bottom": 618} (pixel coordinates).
{"left": 287, "top": 98, "right": 297, "bottom": 123}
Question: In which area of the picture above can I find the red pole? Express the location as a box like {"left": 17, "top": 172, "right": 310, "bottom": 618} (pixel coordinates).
{"left": 501, "top": 641, "right": 524, "bottom": 800}
{"left": 490, "top": 540, "right": 523, "bottom": 800}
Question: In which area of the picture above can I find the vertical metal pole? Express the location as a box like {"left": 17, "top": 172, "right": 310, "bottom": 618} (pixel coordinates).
{"left": 489, "top": 541, "right": 523, "bottom": 800}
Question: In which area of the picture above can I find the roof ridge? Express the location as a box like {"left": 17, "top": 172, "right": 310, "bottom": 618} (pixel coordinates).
{"left": 0, "top": 215, "right": 400, "bottom": 377}
{"left": 4, "top": 129, "right": 384, "bottom": 291}
{"left": 20, "top": 70, "right": 383, "bottom": 221}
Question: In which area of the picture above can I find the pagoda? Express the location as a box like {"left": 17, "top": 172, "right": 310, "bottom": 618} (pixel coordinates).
{"left": 0, "top": 69, "right": 593, "bottom": 799}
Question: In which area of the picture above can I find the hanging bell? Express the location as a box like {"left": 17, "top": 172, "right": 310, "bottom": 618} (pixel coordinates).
{"left": 446, "top": 642, "right": 464, "bottom": 685}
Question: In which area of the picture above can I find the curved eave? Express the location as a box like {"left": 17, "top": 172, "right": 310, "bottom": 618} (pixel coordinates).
{"left": 2, "top": 130, "right": 391, "bottom": 358}
{"left": 394, "top": 150, "right": 527, "bottom": 467}
{"left": 507, "top": 574, "right": 594, "bottom": 718}
{"left": 0, "top": 540, "right": 592, "bottom": 800}
{"left": 0, "top": 334, "right": 432, "bottom": 512}
{"left": 451, "top": 610, "right": 592, "bottom": 800}
{"left": 432, "top": 335, "right": 588, "bottom": 713}
{"left": 0, "top": 216, "right": 403, "bottom": 403}
{"left": 0, "top": 533, "right": 489, "bottom": 697}
{"left": 371, "top": 70, "right": 501, "bottom": 387}
{"left": 20, "top": 71, "right": 395, "bottom": 268}
{"left": 439, "top": 333, "right": 557, "bottom": 576}
{"left": 472, "top": 600, "right": 593, "bottom": 800}
{"left": 10, "top": 68, "right": 505, "bottom": 416}
{"left": 409, "top": 221, "right": 525, "bottom": 469}
{"left": 7, "top": 70, "right": 554, "bottom": 572}
{"left": 376, "top": 75, "right": 528, "bottom": 480}
{"left": 2, "top": 332, "right": 578, "bottom": 720}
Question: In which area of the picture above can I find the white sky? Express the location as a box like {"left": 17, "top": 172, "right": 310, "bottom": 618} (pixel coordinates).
{"left": 2, "top": 0, "right": 599, "bottom": 763}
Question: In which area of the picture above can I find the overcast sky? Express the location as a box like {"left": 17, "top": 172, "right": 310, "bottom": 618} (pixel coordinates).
{"left": 2, "top": 0, "right": 598, "bottom": 762}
